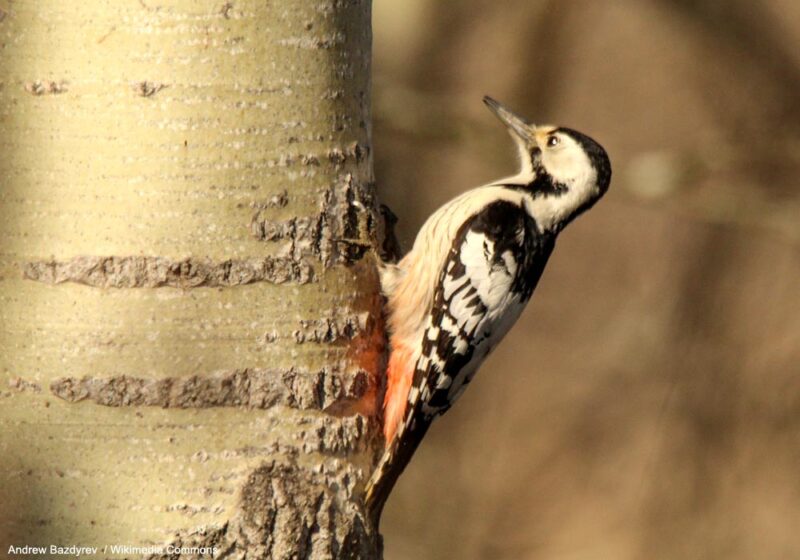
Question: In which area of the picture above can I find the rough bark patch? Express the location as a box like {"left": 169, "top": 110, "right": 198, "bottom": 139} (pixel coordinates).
{"left": 23, "top": 256, "right": 315, "bottom": 288}
{"left": 134, "top": 81, "right": 169, "bottom": 97}
{"left": 25, "top": 80, "right": 68, "bottom": 95}
{"left": 8, "top": 376, "right": 42, "bottom": 394}
{"left": 247, "top": 190, "right": 288, "bottom": 211}
{"left": 251, "top": 174, "right": 379, "bottom": 267}
{"left": 296, "top": 414, "right": 372, "bottom": 455}
{"left": 325, "top": 141, "right": 369, "bottom": 167}
{"left": 294, "top": 313, "right": 369, "bottom": 344}
{"left": 150, "top": 457, "right": 379, "bottom": 560}
{"left": 49, "top": 368, "right": 372, "bottom": 413}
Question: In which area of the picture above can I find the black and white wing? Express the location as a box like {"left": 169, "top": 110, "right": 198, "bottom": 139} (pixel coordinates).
{"left": 366, "top": 199, "right": 554, "bottom": 519}
{"left": 411, "top": 199, "right": 554, "bottom": 418}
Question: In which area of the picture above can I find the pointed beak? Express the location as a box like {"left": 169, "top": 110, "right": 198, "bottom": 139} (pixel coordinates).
{"left": 483, "top": 96, "right": 533, "bottom": 141}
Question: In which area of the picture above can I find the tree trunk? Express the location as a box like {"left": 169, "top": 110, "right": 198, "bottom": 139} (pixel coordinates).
{"left": 0, "top": 1, "right": 383, "bottom": 558}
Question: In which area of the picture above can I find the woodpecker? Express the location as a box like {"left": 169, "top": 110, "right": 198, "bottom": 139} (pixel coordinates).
{"left": 365, "top": 96, "right": 611, "bottom": 520}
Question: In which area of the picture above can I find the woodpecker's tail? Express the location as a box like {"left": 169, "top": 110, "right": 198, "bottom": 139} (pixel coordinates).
{"left": 365, "top": 339, "right": 431, "bottom": 521}
{"left": 365, "top": 409, "right": 431, "bottom": 522}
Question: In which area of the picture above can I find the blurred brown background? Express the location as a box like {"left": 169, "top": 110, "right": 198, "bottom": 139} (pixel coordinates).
{"left": 372, "top": 1, "right": 800, "bottom": 558}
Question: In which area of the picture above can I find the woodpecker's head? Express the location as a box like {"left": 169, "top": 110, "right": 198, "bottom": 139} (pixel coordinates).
{"left": 484, "top": 96, "right": 611, "bottom": 229}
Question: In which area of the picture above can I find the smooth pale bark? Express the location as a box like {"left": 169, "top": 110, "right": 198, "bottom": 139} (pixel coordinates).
{"left": 0, "top": 1, "right": 383, "bottom": 557}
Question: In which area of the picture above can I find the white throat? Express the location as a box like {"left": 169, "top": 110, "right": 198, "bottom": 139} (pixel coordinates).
{"left": 492, "top": 165, "right": 598, "bottom": 232}
{"left": 524, "top": 170, "right": 598, "bottom": 231}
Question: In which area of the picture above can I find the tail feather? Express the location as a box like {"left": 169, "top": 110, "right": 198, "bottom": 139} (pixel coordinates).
{"left": 364, "top": 340, "right": 426, "bottom": 522}
{"left": 365, "top": 411, "right": 431, "bottom": 522}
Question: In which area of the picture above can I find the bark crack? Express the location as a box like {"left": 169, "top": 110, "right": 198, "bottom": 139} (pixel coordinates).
{"left": 25, "top": 80, "right": 68, "bottom": 95}
{"left": 49, "top": 368, "right": 373, "bottom": 414}
{"left": 23, "top": 256, "right": 315, "bottom": 288}
{"left": 293, "top": 312, "right": 370, "bottom": 344}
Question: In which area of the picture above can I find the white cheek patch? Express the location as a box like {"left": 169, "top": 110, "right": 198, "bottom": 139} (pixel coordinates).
{"left": 528, "top": 139, "right": 599, "bottom": 230}
{"left": 545, "top": 142, "right": 592, "bottom": 186}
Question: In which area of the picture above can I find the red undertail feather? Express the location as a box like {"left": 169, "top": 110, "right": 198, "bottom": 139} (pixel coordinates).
{"left": 383, "top": 340, "right": 414, "bottom": 445}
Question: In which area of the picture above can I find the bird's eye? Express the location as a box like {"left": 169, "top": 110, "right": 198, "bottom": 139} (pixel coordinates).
{"left": 546, "top": 135, "right": 560, "bottom": 148}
